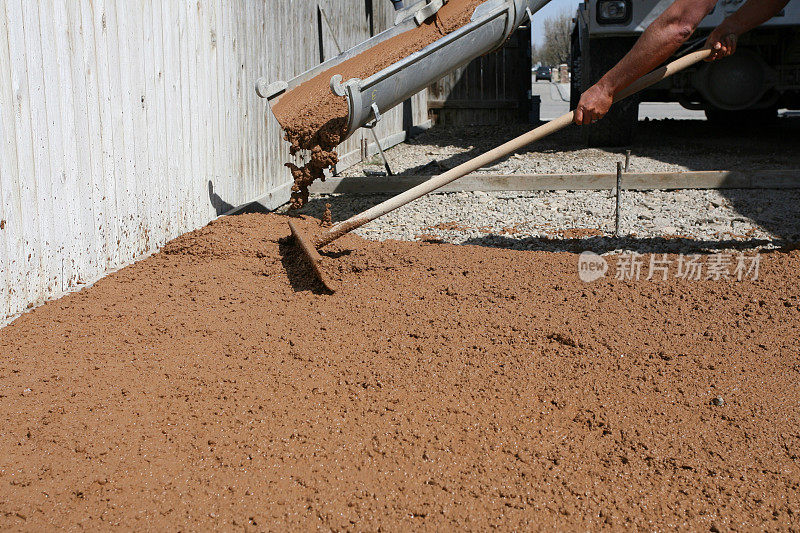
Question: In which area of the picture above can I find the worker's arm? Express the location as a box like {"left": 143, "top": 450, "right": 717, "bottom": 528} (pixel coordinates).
{"left": 704, "top": 0, "right": 791, "bottom": 61}
{"left": 574, "top": 0, "right": 789, "bottom": 126}
{"left": 574, "top": 0, "right": 717, "bottom": 125}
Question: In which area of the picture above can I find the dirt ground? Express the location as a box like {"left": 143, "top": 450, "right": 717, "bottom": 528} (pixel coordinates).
{"left": 1, "top": 213, "right": 799, "bottom": 530}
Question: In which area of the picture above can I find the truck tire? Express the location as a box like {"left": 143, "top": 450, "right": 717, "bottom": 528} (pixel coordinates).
{"left": 581, "top": 37, "right": 639, "bottom": 147}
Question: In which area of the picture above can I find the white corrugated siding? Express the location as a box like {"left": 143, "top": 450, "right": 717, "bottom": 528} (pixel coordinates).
{"left": 0, "top": 0, "right": 428, "bottom": 321}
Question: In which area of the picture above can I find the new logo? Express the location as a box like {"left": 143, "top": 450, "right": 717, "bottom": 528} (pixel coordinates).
{"left": 577, "top": 251, "right": 608, "bottom": 282}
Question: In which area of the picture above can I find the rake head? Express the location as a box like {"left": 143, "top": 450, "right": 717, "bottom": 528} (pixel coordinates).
{"left": 288, "top": 219, "right": 335, "bottom": 293}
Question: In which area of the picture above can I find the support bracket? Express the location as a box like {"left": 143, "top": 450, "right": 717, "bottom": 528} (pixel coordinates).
{"left": 363, "top": 103, "right": 382, "bottom": 129}
{"left": 413, "top": 0, "right": 446, "bottom": 26}
{"left": 255, "top": 78, "right": 288, "bottom": 100}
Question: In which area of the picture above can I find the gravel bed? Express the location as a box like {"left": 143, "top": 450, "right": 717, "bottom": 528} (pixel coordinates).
{"left": 296, "top": 188, "right": 800, "bottom": 254}
{"left": 286, "top": 118, "right": 800, "bottom": 253}
{"left": 340, "top": 119, "right": 800, "bottom": 177}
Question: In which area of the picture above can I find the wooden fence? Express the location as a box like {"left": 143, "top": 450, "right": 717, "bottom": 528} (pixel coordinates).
{"left": 428, "top": 27, "right": 532, "bottom": 125}
{"left": 0, "top": 0, "right": 428, "bottom": 322}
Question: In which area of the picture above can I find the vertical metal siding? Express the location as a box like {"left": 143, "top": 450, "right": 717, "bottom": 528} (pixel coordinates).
{"left": 0, "top": 0, "right": 428, "bottom": 321}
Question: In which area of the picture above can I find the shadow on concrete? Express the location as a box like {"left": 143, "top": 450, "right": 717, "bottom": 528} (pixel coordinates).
{"left": 229, "top": 202, "right": 271, "bottom": 216}
{"left": 209, "top": 180, "right": 271, "bottom": 216}
{"left": 208, "top": 181, "right": 234, "bottom": 216}
{"left": 460, "top": 234, "right": 789, "bottom": 255}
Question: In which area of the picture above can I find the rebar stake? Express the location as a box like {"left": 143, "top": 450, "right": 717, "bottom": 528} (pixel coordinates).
{"left": 615, "top": 161, "right": 622, "bottom": 237}
{"left": 369, "top": 127, "right": 394, "bottom": 176}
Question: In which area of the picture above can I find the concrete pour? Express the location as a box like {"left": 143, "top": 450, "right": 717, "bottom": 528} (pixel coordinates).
{"left": 0, "top": 212, "right": 798, "bottom": 530}
{"left": 271, "top": 0, "right": 486, "bottom": 209}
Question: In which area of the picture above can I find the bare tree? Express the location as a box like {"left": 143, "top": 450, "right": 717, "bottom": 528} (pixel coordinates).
{"left": 538, "top": 9, "right": 572, "bottom": 66}
{"left": 531, "top": 42, "right": 540, "bottom": 65}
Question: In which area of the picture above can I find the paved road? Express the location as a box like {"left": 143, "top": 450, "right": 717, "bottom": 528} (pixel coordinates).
{"left": 531, "top": 80, "right": 706, "bottom": 121}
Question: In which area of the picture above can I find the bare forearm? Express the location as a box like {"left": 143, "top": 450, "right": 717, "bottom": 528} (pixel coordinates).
{"left": 574, "top": 0, "right": 791, "bottom": 126}
{"left": 596, "top": 0, "right": 717, "bottom": 97}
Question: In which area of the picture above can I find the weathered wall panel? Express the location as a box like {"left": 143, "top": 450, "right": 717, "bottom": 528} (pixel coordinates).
{"left": 428, "top": 27, "right": 531, "bottom": 125}
{"left": 0, "top": 0, "right": 427, "bottom": 321}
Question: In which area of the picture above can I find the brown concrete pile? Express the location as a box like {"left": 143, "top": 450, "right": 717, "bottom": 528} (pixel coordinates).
{"left": 5, "top": 1, "right": 797, "bottom": 528}
{"left": 1, "top": 212, "right": 799, "bottom": 529}
{"left": 272, "top": 0, "right": 486, "bottom": 209}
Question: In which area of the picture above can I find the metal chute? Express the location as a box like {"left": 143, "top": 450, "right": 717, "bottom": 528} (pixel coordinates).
{"left": 257, "top": 0, "right": 550, "bottom": 141}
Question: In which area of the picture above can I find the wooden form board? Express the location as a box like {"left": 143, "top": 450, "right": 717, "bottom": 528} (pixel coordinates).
{"left": 309, "top": 170, "right": 800, "bottom": 194}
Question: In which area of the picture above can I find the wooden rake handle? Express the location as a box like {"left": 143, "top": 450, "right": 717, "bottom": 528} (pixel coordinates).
{"left": 314, "top": 48, "right": 713, "bottom": 248}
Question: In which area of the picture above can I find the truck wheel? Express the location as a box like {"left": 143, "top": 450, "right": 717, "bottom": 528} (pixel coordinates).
{"left": 582, "top": 37, "right": 639, "bottom": 147}
{"left": 705, "top": 107, "right": 777, "bottom": 127}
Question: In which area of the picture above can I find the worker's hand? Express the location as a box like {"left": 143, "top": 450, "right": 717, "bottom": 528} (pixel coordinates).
{"left": 574, "top": 83, "right": 613, "bottom": 126}
{"left": 705, "top": 25, "right": 739, "bottom": 61}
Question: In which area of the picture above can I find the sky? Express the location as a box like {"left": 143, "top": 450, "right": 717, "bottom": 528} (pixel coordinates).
{"left": 530, "top": 0, "right": 581, "bottom": 46}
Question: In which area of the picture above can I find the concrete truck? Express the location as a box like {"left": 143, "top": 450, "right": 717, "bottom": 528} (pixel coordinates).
{"left": 570, "top": 0, "right": 800, "bottom": 146}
